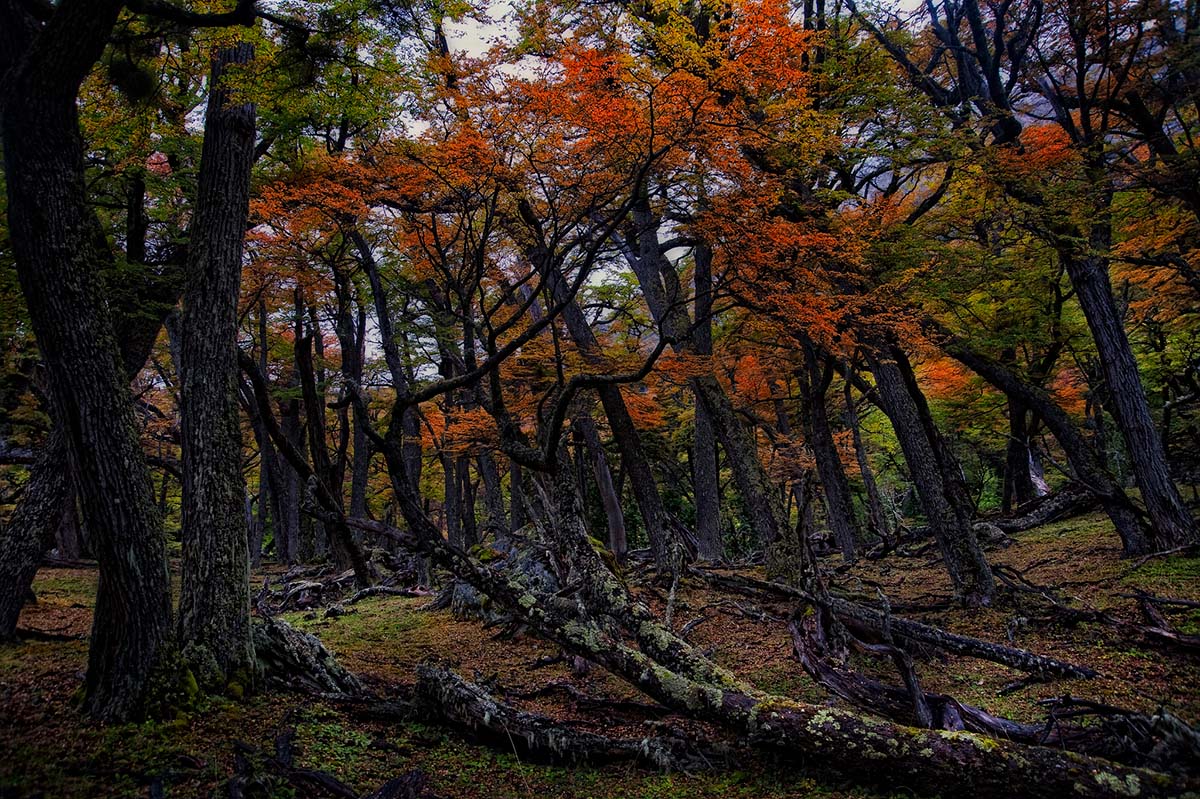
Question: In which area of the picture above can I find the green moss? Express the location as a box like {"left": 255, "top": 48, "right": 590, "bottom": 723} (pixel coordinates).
{"left": 1092, "top": 771, "right": 1142, "bottom": 797}
{"left": 469, "top": 543, "right": 506, "bottom": 563}
{"left": 142, "top": 648, "right": 204, "bottom": 720}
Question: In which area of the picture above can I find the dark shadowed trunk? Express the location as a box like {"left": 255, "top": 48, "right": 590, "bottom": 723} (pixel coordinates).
{"left": 477, "top": 453, "right": 507, "bottom": 535}
{"left": 869, "top": 353, "right": 993, "bottom": 604}
{"left": 0, "top": 433, "right": 68, "bottom": 641}
{"left": 1, "top": 0, "right": 172, "bottom": 721}
{"left": 799, "top": 343, "right": 858, "bottom": 561}
{"left": 510, "top": 460, "right": 528, "bottom": 531}
{"left": 175, "top": 42, "right": 258, "bottom": 692}
{"left": 1064, "top": 234, "right": 1197, "bottom": 549}
{"left": 843, "top": 381, "right": 890, "bottom": 542}
{"left": 277, "top": 398, "right": 304, "bottom": 563}
{"left": 1002, "top": 397, "right": 1038, "bottom": 513}
{"left": 543, "top": 260, "right": 671, "bottom": 566}
{"left": 352, "top": 229, "right": 425, "bottom": 528}
{"left": 692, "top": 243, "right": 722, "bottom": 560}
{"left": 618, "top": 199, "right": 791, "bottom": 573}
{"left": 942, "top": 338, "right": 1152, "bottom": 555}
{"left": 457, "top": 456, "right": 479, "bottom": 548}
{"left": 56, "top": 482, "right": 84, "bottom": 560}
{"left": 444, "top": 453, "right": 463, "bottom": 547}
{"left": 575, "top": 415, "right": 627, "bottom": 558}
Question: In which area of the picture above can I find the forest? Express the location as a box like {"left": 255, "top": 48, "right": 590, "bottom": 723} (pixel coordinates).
{"left": 1, "top": 0, "right": 1199, "bottom": 796}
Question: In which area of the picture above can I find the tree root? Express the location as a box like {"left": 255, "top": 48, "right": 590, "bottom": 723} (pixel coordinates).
{"left": 227, "top": 727, "right": 439, "bottom": 799}
{"left": 690, "top": 566, "right": 1097, "bottom": 678}
{"left": 790, "top": 605, "right": 1200, "bottom": 775}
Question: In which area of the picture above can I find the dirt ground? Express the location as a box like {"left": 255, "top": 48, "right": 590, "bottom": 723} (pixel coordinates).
{"left": 1, "top": 510, "right": 1197, "bottom": 798}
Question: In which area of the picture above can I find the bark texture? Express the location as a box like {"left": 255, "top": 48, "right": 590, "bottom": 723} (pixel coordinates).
{"left": 943, "top": 338, "right": 1152, "bottom": 555}
{"left": 843, "top": 382, "right": 890, "bottom": 541}
{"left": 691, "top": 243, "right": 722, "bottom": 560}
{"left": 1, "top": 0, "right": 173, "bottom": 721}
{"left": 799, "top": 346, "right": 858, "bottom": 560}
{"left": 369, "top": 421, "right": 1193, "bottom": 799}
{"left": 176, "top": 43, "right": 258, "bottom": 691}
{"left": 544, "top": 259, "right": 670, "bottom": 566}
{"left": 869, "top": 353, "right": 993, "bottom": 604}
{"left": 0, "top": 432, "right": 68, "bottom": 640}
{"left": 1064, "top": 241, "right": 1197, "bottom": 549}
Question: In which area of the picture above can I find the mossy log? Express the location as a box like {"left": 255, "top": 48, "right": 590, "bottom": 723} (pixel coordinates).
{"left": 412, "top": 662, "right": 729, "bottom": 770}
{"left": 378, "top": 430, "right": 1200, "bottom": 797}
{"left": 252, "top": 617, "right": 362, "bottom": 695}
{"left": 990, "top": 482, "right": 1099, "bottom": 533}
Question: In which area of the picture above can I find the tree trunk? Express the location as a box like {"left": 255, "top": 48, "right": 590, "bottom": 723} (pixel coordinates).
{"left": 543, "top": 260, "right": 672, "bottom": 567}
{"left": 618, "top": 201, "right": 791, "bottom": 571}
{"left": 444, "top": 453, "right": 462, "bottom": 547}
{"left": 942, "top": 338, "right": 1152, "bottom": 555}
{"left": 869, "top": 354, "right": 994, "bottom": 604}
{"left": 692, "top": 242, "right": 722, "bottom": 560}
{"left": 294, "top": 328, "right": 370, "bottom": 583}
{"left": 352, "top": 229, "right": 424, "bottom": 522}
{"left": 0, "top": 432, "right": 68, "bottom": 641}
{"left": 844, "top": 381, "right": 890, "bottom": 541}
{"left": 895, "top": 350, "right": 980, "bottom": 523}
{"left": 575, "top": 416, "right": 627, "bottom": 558}
{"left": 371, "top": 412, "right": 1193, "bottom": 799}
{"left": 1002, "top": 397, "right": 1038, "bottom": 513}
{"left": 277, "top": 402, "right": 304, "bottom": 564}
{"left": 1, "top": 0, "right": 172, "bottom": 720}
{"left": 1065, "top": 241, "right": 1197, "bottom": 549}
{"left": 457, "top": 456, "right": 479, "bottom": 548}
{"left": 476, "top": 453, "right": 507, "bottom": 536}
{"left": 693, "top": 375, "right": 800, "bottom": 579}
{"left": 510, "top": 460, "right": 528, "bottom": 531}
{"left": 332, "top": 275, "right": 370, "bottom": 521}
{"left": 55, "top": 478, "right": 84, "bottom": 560}
{"left": 799, "top": 345, "right": 858, "bottom": 561}
{"left": 175, "top": 43, "right": 258, "bottom": 693}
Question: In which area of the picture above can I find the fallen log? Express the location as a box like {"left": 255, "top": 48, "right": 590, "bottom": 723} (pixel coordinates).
{"left": 993, "top": 564, "right": 1200, "bottom": 653}
{"left": 989, "top": 483, "right": 1100, "bottom": 533}
{"left": 227, "top": 728, "right": 439, "bottom": 799}
{"left": 364, "top": 424, "right": 1200, "bottom": 796}
{"left": 790, "top": 605, "right": 1200, "bottom": 775}
{"left": 377, "top": 520, "right": 1196, "bottom": 796}
{"left": 252, "top": 616, "right": 363, "bottom": 695}
{"left": 412, "top": 662, "right": 729, "bottom": 770}
{"left": 346, "top": 586, "right": 432, "bottom": 604}
{"left": 690, "top": 567, "right": 1098, "bottom": 679}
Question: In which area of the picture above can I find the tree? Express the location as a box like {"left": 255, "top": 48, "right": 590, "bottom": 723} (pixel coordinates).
{"left": 0, "top": 0, "right": 173, "bottom": 721}
{"left": 175, "top": 41, "right": 259, "bottom": 692}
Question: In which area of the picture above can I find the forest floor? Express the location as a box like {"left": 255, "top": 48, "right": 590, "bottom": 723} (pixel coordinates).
{"left": 2, "top": 510, "right": 1198, "bottom": 799}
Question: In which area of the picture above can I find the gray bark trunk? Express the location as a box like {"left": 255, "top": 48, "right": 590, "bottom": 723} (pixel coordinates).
{"left": 575, "top": 416, "right": 627, "bottom": 557}
{"left": 799, "top": 346, "right": 858, "bottom": 560}
{"left": 1, "top": 0, "right": 173, "bottom": 720}
{"left": 869, "top": 354, "right": 994, "bottom": 604}
{"left": 1002, "top": 397, "right": 1038, "bottom": 513}
{"left": 476, "top": 453, "right": 507, "bottom": 535}
{"left": 1065, "top": 240, "right": 1197, "bottom": 548}
{"left": 0, "top": 432, "right": 68, "bottom": 640}
{"left": 176, "top": 43, "right": 258, "bottom": 692}
{"left": 942, "top": 339, "right": 1152, "bottom": 555}
{"left": 543, "top": 259, "right": 671, "bottom": 566}
{"left": 843, "top": 382, "right": 890, "bottom": 541}
{"left": 618, "top": 201, "right": 791, "bottom": 573}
